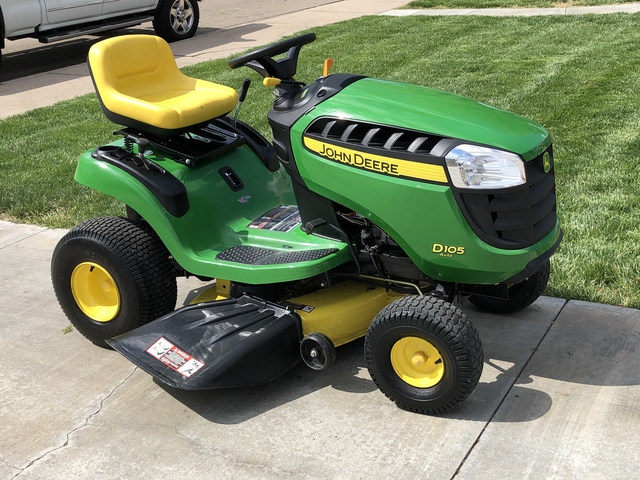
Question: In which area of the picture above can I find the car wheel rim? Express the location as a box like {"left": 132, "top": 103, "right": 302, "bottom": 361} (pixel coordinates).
{"left": 170, "top": 0, "right": 195, "bottom": 35}
{"left": 71, "top": 262, "right": 120, "bottom": 322}
{"left": 390, "top": 336, "right": 445, "bottom": 388}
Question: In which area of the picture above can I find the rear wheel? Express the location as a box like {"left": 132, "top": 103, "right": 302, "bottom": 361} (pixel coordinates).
{"left": 365, "top": 296, "right": 483, "bottom": 414}
{"left": 469, "top": 260, "right": 550, "bottom": 314}
{"left": 51, "top": 216, "right": 177, "bottom": 348}
{"left": 153, "top": 0, "right": 199, "bottom": 42}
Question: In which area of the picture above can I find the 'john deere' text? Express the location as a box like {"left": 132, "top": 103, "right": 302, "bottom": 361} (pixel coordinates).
{"left": 318, "top": 143, "right": 399, "bottom": 175}
{"left": 302, "top": 136, "right": 449, "bottom": 184}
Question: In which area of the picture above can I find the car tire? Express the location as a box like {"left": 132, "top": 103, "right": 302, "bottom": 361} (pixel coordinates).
{"left": 51, "top": 216, "right": 177, "bottom": 348}
{"left": 153, "top": 0, "right": 199, "bottom": 42}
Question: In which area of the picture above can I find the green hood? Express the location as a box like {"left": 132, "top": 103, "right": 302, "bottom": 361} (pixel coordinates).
{"left": 310, "top": 78, "right": 550, "bottom": 161}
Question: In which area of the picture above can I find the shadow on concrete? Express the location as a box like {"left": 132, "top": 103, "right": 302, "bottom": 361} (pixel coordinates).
{"left": 474, "top": 302, "right": 640, "bottom": 388}
{"left": 155, "top": 338, "right": 377, "bottom": 424}
{"left": 153, "top": 296, "right": 640, "bottom": 425}
{"left": 150, "top": 293, "right": 555, "bottom": 424}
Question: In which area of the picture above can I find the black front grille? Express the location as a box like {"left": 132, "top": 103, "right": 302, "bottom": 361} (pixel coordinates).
{"left": 454, "top": 148, "right": 557, "bottom": 250}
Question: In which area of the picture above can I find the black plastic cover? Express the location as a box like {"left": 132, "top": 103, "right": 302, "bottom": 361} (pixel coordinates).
{"left": 218, "top": 117, "right": 280, "bottom": 172}
{"left": 107, "top": 296, "right": 302, "bottom": 389}
{"left": 92, "top": 145, "right": 189, "bottom": 217}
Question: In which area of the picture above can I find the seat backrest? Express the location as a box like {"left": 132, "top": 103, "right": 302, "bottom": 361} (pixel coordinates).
{"left": 89, "top": 34, "right": 182, "bottom": 103}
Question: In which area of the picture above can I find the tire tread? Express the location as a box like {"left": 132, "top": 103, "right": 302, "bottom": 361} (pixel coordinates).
{"left": 365, "top": 296, "right": 483, "bottom": 414}
{"left": 52, "top": 216, "right": 177, "bottom": 348}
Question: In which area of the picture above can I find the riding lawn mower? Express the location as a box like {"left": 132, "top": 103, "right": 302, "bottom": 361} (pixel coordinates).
{"left": 51, "top": 33, "right": 562, "bottom": 414}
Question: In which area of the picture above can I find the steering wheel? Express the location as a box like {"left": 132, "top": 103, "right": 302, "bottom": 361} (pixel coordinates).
{"left": 228, "top": 33, "right": 316, "bottom": 80}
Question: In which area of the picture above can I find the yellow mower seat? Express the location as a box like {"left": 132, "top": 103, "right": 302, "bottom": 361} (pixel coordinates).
{"left": 88, "top": 35, "right": 238, "bottom": 135}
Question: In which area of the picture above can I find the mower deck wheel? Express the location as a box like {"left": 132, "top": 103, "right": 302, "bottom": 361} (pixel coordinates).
{"left": 365, "top": 296, "right": 483, "bottom": 414}
{"left": 51, "top": 216, "right": 177, "bottom": 348}
{"left": 301, "top": 332, "right": 336, "bottom": 371}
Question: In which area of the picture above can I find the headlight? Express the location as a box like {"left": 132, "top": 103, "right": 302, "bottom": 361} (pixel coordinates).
{"left": 445, "top": 144, "right": 526, "bottom": 189}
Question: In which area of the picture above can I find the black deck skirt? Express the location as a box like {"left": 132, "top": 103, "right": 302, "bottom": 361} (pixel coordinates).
{"left": 107, "top": 296, "right": 302, "bottom": 390}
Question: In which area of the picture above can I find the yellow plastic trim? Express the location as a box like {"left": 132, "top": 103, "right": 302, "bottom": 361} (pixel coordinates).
{"left": 189, "top": 279, "right": 230, "bottom": 304}
{"left": 70, "top": 262, "right": 120, "bottom": 322}
{"left": 303, "top": 137, "right": 449, "bottom": 184}
{"left": 263, "top": 77, "right": 282, "bottom": 87}
{"left": 391, "top": 336, "right": 445, "bottom": 388}
{"left": 88, "top": 35, "right": 238, "bottom": 130}
{"left": 293, "top": 281, "right": 403, "bottom": 347}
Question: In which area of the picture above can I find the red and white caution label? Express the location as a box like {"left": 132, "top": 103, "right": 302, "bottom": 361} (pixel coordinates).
{"left": 146, "top": 337, "right": 205, "bottom": 378}
{"left": 248, "top": 205, "right": 301, "bottom": 233}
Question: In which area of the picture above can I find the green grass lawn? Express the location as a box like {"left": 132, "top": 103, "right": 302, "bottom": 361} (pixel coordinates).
{"left": 1, "top": 14, "right": 640, "bottom": 308}
{"left": 405, "top": 0, "right": 640, "bottom": 9}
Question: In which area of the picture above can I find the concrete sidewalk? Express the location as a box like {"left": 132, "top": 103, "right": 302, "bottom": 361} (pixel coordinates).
{"left": 2, "top": 220, "right": 639, "bottom": 479}
{"left": 2, "top": 0, "right": 640, "bottom": 478}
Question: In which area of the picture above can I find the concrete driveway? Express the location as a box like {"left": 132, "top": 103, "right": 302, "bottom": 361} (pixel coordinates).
{"left": 1, "top": 221, "right": 639, "bottom": 479}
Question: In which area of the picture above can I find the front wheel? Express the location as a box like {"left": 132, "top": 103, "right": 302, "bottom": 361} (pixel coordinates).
{"left": 469, "top": 260, "right": 550, "bottom": 314}
{"left": 51, "top": 216, "right": 177, "bottom": 348}
{"left": 153, "top": 0, "right": 200, "bottom": 42}
{"left": 365, "top": 296, "right": 483, "bottom": 414}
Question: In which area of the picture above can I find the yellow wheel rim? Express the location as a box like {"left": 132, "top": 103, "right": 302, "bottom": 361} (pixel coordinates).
{"left": 391, "top": 336, "right": 445, "bottom": 388}
{"left": 70, "top": 262, "right": 120, "bottom": 322}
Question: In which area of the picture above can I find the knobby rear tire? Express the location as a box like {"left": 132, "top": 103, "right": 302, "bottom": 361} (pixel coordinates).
{"left": 51, "top": 216, "right": 177, "bottom": 348}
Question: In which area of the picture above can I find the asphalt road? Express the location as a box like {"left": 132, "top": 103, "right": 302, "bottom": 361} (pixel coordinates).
{"left": 0, "top": 0, "right": 338, "bottom": 82}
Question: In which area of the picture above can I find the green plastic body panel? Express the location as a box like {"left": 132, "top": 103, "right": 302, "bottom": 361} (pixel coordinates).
{"left": 290, "top": 78, "right": 560, "bottom": 284}
{"left": 75, "top": 77, "right": 560, "bottom": 286}
{"left": 311, "top": 78, "right": 551, "bottom": 160}
{"left": 74, "top": 141, "right": 350, "bottom": 284}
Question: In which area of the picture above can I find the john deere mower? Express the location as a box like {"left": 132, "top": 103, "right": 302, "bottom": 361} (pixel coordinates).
{"left": 51, "top": 33, "right": 562, "bottom": 414}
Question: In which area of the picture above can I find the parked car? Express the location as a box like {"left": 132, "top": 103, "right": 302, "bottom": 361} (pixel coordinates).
{"left": 0, "top": 0, "right": 200, "bottom": 71}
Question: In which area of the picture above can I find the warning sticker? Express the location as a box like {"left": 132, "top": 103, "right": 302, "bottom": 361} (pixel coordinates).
{"left": 249, "top": 205, "right": 301, "bottom": 233}
{"left": 146, "top": 337, "right": 205, "bottom": 377}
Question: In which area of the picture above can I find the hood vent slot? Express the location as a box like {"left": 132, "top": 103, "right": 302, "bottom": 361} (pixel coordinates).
{"left": 307, "top": 118, "right": 443, "bottom": 156}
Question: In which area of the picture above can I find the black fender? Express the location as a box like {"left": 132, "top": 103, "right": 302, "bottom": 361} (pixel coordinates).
{"left": 91, "top": 145, "right": 189, "bottom": 217}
